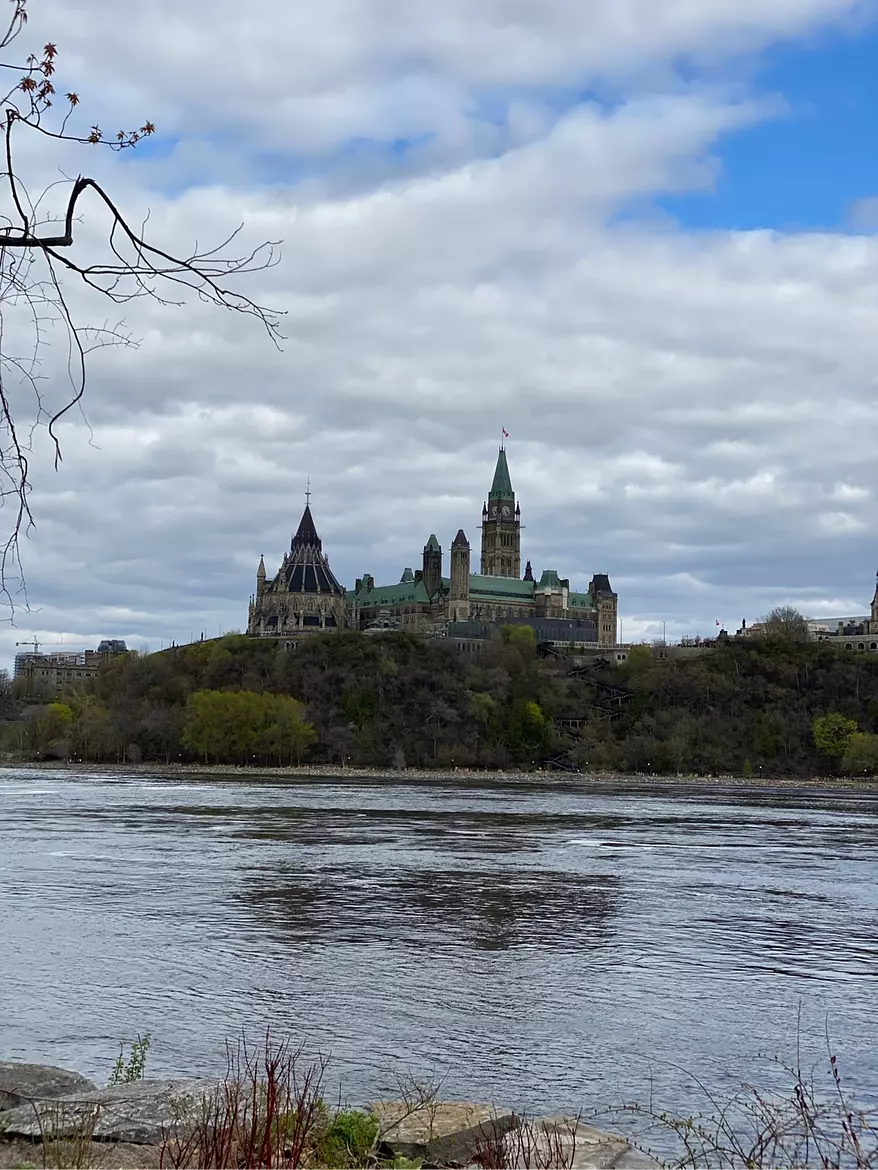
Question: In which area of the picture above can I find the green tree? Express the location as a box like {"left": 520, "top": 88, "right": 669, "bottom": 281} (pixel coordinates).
{"left": 182, "top": 689, "right": 316, "bottom": 765}
{"left": 257, "top": 693, "right": 317, "bottom": 764}
{"left": 501, "top": 625, "right": 537, "bottom": 650}
{"left": 70, "top": 694, "right": 111, "bottom": 761}
{"left": 467, "top": 690, "right": 496, "bottom": 759}
{"left": 812, "top": 712, "right": 857, "bottom": 764}
{"left": 841, "top": 732, "right": 878, "bottom": 776}
{"left": 21, "top": 700, "right": 75, "bottom": 757}
{"left": 45, "top": 701, "right": 74, "bottom": 737}
{"left": 507, "top": 698, "right": 550, "bottom": 762}
{"left": 622, "top": 644, "right": 658, "bottom": 691}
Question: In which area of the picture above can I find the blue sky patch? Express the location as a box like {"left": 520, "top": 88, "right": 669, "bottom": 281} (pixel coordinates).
{"left": 658, "top": 20, "right": 878, "bottom": 232}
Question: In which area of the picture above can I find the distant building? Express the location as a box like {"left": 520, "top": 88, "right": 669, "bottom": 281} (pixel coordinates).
{"left": 14, "top": 641, "right": 128, "bottom": 697}
{"left": 735, "top": 575, "right": 878, "bottom": 653}
{"left": 809, "top": 579, "right": 878, "bottom": 652}
{"left": 247, "top": 444, "right": 619, "bottom": 649}
{"left": 247, "top": 501, "right": 347, "bottom": 641}
{"left": 348, "top": 448, "right": 617, "bottom": 646}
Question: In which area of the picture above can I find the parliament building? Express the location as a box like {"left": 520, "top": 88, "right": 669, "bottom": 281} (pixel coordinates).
{"left": 247, "top": 446, "right": 618, "bottom": 648}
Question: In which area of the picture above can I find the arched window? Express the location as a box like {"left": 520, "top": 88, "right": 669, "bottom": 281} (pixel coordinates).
{"left": 845, "top": 643, "right": 853, "bottom": 651}
{"left": 858, "top": 643, "right": 866, "bottom": 651}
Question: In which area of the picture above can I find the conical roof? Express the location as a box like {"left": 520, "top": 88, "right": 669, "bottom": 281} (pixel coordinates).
{"left": 488, "top": 447, "right": 514, "bottom": 500}
{"left": 292, "top": 503, "right": 321, "bottom": 552}
{"left": 280, "top": 503, "right": 343, "bottom": 595}
{"left": 452, "top": 529, "right": 469, "bottom": 547}
{"left": 424, "top": 534, "right": 441, "bottom": 552}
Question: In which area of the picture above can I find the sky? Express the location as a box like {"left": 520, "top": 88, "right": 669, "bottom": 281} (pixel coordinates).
{"left": 1, "top": 0, "right": 878, "bottom": 664}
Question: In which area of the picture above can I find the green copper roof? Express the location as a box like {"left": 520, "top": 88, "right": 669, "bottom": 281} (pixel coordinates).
{"left": 424, "top": 534, "right": 441, "bottom": 552}
{"left": 469, "top": 574, "right": 534, "bottom": 600}
{"left": 400, "top": 567, "right": 414, "bottom": 583}
{"left": 488, "top": 448, "right": 514, "bottom": 500}
{"left": 569, "top": 590, "right": 594, "bottom": 609}
{"left": 349, "top": 578, "right": 431, "bottom": 607}
{"left": 538, "top": 569, "right": 562, "bottom": 588}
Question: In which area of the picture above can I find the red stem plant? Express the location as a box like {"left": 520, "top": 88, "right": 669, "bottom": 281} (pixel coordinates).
{"left": 160, "top": 1031, "right": 327, "bottom": 1170}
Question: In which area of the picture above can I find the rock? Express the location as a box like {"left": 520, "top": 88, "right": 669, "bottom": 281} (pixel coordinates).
{"left": 0, "top": 1078, "right": 220, "bottom": 1146}
{"left": 0, "top": 1062, "right": 97, "bottom": 1111}
{"left": 369, "top": 1103, "right": 659, "bottom": 1170}
{"left": 370, "top": 1099, "right": 519, "bottom": 1166}
{"left": 0, "top": 1136, "right": 160, "bottom": 1169}
{"left": 498, "top": 1117, "right": 659, "bottom": 1170}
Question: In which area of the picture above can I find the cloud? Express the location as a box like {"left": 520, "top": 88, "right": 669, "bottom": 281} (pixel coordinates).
{"left": 848, "top": 196, "right": 878, "bottom": 231}
{"left": 1, "top": 0, "right": 877, "bottom": 666}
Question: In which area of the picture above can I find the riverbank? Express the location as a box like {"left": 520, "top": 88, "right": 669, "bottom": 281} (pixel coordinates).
{"left": 0, "top": 1059, "right": 656, "bottom": 1169}
{"left": 12, "top": 757, "right": 878, "bottom": 791}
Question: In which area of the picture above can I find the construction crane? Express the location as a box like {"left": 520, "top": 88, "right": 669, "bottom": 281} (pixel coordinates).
{"left": 15, "top": 639, "right": 91, "bottom": 656}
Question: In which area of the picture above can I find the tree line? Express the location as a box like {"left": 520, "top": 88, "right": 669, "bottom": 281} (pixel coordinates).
{"left": 4, "top": 625, "right": 878, "bottom": 775}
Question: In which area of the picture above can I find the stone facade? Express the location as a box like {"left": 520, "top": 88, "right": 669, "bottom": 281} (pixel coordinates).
{"left": 247, "top": 503, "right": 346, "bottom": 640}
{"left": 13, "top": 641, "right": 128, "bottom": 698}
{"left": 248, "top": 447, "right": 619, "bottom": 648}
{"left": 349, "top": 446, "right": 619, "bottom": 648}
{"left": 805, "top": 573, "right": 878, "bottom": 653}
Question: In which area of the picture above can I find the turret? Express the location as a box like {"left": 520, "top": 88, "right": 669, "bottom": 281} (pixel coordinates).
{"left": 423, "top": 534, "right": 442, "bottom": 599}
{"left": 590, "top": 573, "right": 618, "bottom": 648}
{"left": 257, "top": 554, "right": 266, "bottom": 596}
{"left": 450, "top": 530, "right": 471, "bottom": 622}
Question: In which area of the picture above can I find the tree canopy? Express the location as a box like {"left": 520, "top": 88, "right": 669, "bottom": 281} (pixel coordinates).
{"left": 5, "top": 629, "right": 878, "bottom": 778}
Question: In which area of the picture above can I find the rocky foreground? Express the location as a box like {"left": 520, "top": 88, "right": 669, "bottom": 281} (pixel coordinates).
{"left": 0, "top": 1061, "right": 655, "bottom": 1169}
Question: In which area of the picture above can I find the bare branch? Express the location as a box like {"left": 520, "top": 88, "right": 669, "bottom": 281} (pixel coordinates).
{"left": 0, "top": 0, "right": 285, "bottom": 606}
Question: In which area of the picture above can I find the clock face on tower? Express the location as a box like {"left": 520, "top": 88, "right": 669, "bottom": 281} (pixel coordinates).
{"left": 491, "top": 504, "right": 499, "bottom": 517}
{"left": 501, "top": 504, "right": 511, "bottom": 517}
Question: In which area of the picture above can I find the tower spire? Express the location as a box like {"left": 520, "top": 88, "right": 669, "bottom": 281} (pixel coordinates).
{"left": 489, "top": 446, "right": 514, "bottom": 500}
{"left": 305, "top": 477, "right": 311, "bottom": 505}
{"left": 481, "top": 441, "right": 520, "bottom": 578}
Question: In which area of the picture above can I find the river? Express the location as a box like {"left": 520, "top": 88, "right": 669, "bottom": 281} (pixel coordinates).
{"left": 1, "top": 767, "right": 877, "bottom": 1128}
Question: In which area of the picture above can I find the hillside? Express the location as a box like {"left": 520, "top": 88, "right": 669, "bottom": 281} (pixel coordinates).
{"left": 6, "top": 630, "right": 878, "bottom": 776}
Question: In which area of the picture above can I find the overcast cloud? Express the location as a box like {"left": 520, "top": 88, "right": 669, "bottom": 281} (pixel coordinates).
{"left": 1, "top": 0, "right": 877, "bottom": 663}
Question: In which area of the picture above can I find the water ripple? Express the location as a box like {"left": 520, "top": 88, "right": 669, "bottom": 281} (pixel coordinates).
{"left": 1, "top": 768, "right": 877, "bottom": 1120}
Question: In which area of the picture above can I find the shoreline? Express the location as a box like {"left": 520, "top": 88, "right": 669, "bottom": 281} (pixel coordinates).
{"left": 9, "top": 758, "right": 878, "bottom": 792}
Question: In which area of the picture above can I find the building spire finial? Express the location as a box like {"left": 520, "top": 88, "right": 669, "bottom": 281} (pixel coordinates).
{"left": 305, "top": 477, "right": 311, "bottom": 506}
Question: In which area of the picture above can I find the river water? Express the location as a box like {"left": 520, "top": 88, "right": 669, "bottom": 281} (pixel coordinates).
{"left": 2, "top": 767, "right": 877, "bottom": 1125}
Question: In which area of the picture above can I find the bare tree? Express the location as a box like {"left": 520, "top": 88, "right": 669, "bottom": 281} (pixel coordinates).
{"left": 0, "top": 0, "right": 283, "bottom": 605}
{"left": 759, "top": 605, "right": 810, "bottom": 642}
